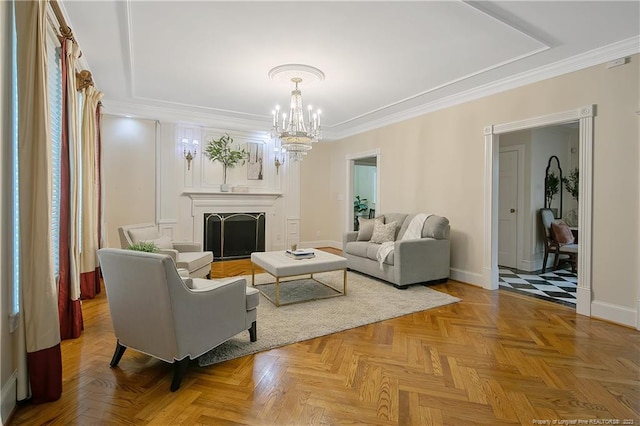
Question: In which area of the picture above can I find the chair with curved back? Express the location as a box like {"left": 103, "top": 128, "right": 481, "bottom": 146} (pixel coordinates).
{"left": 118, "top": 223, "right": 213, "bottom": 279}
{"left": 539, "top": 208, "right": 578, "bottom": 273}
{"left": 97, "top": 248, "right": 259, "bottom": 391}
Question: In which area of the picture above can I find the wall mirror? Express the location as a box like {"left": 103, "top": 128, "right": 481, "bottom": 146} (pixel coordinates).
{"left": 544, "top": 155, "right": 563, "bottom": 219}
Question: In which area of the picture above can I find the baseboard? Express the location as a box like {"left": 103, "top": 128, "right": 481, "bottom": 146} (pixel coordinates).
{"left": 518, "top": 259, "right": 542, "bottom": 272}
{"left": 590, "top": 300, "right": 637, "bottom": 328}
{"left": 449, "top": 268, "right": 484, "bottom": 287}
{"left": 301, "top": 240, "right": 342, "bottom": 250}
{"left": 1, "top": 370, "right": 17, "bottom": 425}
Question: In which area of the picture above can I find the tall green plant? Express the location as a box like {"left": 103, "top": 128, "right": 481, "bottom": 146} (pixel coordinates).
{"left": 562, "top": 168, "right": 579, "bottom": 201}
{"left": 204, "top": 133, "right": 248, "bottom": 184}
{"left": 545, "top": 172, "right": 560, "bottom": 207}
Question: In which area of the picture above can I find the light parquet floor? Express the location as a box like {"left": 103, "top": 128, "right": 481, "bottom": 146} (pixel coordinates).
{"left": 10, "top": 249, "right": 640, "bottom": 425}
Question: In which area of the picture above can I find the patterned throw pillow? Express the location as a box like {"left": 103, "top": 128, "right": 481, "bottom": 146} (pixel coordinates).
{"left": 357, "top": 218, "right": 380, "bottom": 241}
{"left": 370, "top": 220, "right": 397, "bottom": 244}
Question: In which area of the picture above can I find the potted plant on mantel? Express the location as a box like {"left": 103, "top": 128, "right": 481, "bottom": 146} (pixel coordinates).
{"left": 204, "top": 133, "right": 248, "bottom": 192}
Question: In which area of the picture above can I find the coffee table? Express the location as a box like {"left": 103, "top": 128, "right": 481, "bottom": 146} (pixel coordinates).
{"left": 250, "top": 250, "right": 348, "bottom": 307}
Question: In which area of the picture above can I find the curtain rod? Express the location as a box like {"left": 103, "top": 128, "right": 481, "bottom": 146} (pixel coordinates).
{"left": 49, "top": 0, "right": 75, "bottom": 43}
{"left": 49, "top": 0, "right": 95, "bottom": 90}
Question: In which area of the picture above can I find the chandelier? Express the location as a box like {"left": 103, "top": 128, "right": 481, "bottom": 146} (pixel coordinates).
{"left": 269, "top": 64, "right": 324, "bottom": 161}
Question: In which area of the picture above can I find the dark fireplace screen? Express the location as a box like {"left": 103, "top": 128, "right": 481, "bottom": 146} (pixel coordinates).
{"left": 204, "top": 212, "right": 266, "bottom": 260}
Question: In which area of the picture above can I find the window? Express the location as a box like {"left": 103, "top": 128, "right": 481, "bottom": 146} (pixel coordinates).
{"left": 11, "top": 0, "right": 19, "bottom": 322}
{"left": 47, "top": 23, "right": 62, "bottom": 277}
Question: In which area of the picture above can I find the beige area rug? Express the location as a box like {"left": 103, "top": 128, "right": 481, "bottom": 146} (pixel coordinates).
{"left": 197, "top": 270, "right": 460, "bottom": 367}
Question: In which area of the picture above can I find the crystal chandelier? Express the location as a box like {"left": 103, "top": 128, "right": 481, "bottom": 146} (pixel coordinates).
{"left": 270, "top": 65, "right": 324, "bottom": 161}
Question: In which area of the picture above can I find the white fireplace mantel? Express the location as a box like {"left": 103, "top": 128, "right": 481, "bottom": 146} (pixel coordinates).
{"left": 183, "top": 190, "right": 283, "bottom": 250}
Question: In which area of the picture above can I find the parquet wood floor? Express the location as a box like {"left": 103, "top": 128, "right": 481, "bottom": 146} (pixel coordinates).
{"left": 10, "top": 249, "right": 640, "bottom": 425}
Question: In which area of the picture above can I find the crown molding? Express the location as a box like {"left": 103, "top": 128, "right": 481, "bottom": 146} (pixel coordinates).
{"left": 329, "top": 36, "right": 640, "bottom": 141}
{"left": 101, "top": 36, "right": 639, "bottom": 142}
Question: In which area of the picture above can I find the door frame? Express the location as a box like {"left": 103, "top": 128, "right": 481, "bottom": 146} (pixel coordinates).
{"left": 498, "top": 145, "right": 525, "bottom": 270}
{"left": 345, "top": 149, "right": 381, "bottom": 232}
{"left": 484, "top": 105, "right": 594, "bottom": 317}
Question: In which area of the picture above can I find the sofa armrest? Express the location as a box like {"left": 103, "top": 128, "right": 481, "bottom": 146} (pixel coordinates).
{"left": 172, "top": 242, "right": 202, "bottom": 252}
{"left": 158, "top": 248, "right": 178, "bottom": 262}
{"left": 343, "top": 232, "right": 358, "bottom": 249}
{"left": 394, "top": 238, "right": 450, "bottom": 285}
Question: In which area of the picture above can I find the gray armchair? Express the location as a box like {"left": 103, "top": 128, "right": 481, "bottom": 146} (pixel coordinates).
{"left": 97, "top": 248, "right": 259, "bottom": 391}
{"left": 118, "top": 223, "right": 213, "bottom": 279}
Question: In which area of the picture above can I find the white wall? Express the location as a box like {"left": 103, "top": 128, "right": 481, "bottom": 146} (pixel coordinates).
{"left": 300, "top": 55, "right": 640, "bottom": 327}
{"left": 101, "top": 118, "right": 290, "bottom": 251}
{"left": 101, "top": 115, "right": 158, "bottom": 247}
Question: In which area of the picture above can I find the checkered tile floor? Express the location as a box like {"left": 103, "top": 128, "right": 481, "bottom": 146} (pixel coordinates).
{"left": 498, "top": 268, "right": 578, "bottom": 307}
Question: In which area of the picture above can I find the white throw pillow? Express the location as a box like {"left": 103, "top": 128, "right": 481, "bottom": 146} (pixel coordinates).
{"left": 370, "top": 220, "right": 397, "bottom": 244}
{"left": 147, "top": 235, "right": 173, "bottom": 249}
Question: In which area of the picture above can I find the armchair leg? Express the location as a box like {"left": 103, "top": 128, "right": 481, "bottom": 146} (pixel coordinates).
{"left": 170, "top": 358, "right": 190, "bottom": 392}
{"left": 249, "top": 321, "right": 257, "bottom": 342}
{"left": 206, "top": 272, "right": 211, "bottom": 279}
{"left": 542, "top": 251, "right": 549, "bottom": 273}
{"left": 110, "top": 341, "right": 127, "bottom": 367}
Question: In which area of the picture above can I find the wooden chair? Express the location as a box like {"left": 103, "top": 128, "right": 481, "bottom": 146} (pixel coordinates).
{"left": 539, "top": 208, "right": 578, "bottom": 273}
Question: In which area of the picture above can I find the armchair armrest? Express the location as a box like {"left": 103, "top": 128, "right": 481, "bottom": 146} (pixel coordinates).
{"left": 172, "top": 242, "right": 202, "bottom": 252}
{"left": 171, "top": 277, "right": 250, "bottom": 357}
{"left": 158, "top": 248, "right": 178, "bottom": 262}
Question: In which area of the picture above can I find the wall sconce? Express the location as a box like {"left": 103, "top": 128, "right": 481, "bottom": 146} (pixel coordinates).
{"left": 181, "top": 137, "right": 199, "bottom": 170}
{"left": 274, "top": 142, "right": 285, "bottom": 174}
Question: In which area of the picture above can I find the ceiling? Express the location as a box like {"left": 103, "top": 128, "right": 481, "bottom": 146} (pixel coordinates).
{"left": 61, "top": 1, "right": 639, "bottom": 140}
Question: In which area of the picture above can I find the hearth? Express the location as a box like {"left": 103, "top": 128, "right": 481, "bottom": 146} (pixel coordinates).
{"left": 204, "top": 212, "right": 265, "bottom": 260}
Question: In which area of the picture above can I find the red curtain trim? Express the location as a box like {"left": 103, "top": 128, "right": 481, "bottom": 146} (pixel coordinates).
{"left": 58, "top": 298, "right": 84, "bottom": 340}
{"left": 27, "top": 344, "right": 62, "bottom": 403}
{"left": 80, "top": 268, "right": 101, "bottom": 300}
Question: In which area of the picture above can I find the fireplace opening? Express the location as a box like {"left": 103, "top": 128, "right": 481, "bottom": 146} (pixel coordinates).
{"left": 204, "top": 212, "right": 265, "bottom": 260}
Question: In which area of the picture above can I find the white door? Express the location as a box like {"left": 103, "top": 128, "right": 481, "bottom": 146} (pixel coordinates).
{"left": 498, "top": 150, "right": 518, "bottom": 268}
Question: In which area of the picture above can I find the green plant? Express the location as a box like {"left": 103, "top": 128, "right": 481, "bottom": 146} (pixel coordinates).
{"left": 545, "top": 172, "right": 560, "bottom": 207}
{"left": 562, "top": 168, "right": 579, "bottom": 201}
{"left": 127, "top": 241, "right": 158, "bottom": 253}
{"left": 204, "top": 133, "right": 248, "bottom": 184}
{"left": 354, "top": 195, "right": 368, "bottom": 214}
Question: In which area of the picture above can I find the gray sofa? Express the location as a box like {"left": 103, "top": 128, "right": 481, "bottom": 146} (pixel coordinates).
{"left": 343, "top": 213, "right": 450, "bottom": 289}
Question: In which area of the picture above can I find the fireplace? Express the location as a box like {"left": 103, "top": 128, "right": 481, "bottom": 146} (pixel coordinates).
{"left": 204, "top": 212, "right": 266, "bottom": 260}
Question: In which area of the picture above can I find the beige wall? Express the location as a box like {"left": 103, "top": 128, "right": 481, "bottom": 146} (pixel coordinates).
{"left": 301, "top": 55, "right": 639, "bottom": 318}
{"left": 101, "top": 115, "right": 158, "bottom": 248}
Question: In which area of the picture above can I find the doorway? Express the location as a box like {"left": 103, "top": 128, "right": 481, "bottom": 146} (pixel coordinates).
{"left": 346, "top": 149, "right": 381, "bottom": 232}
{"left": 484, "top": 105, "right": 594, "bottom": 317}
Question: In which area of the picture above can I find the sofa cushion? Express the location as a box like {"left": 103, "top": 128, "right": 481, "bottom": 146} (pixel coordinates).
{"left": 344, "top": 241, "right": 370, "bottom": 257}
{"left": 128, "top": 226, "right": 161, "bottom": 243}
{"left": 366, "top": 243, "right": 394, "bottom": 265}
{"left": 176, "top": 251, "right": 213, "bottom": 272}
{"left": 423, "top": 215, "right": 450, "bottom": 239}
{"left": 357, "top": 218, "right": 380, "bottom": 241}
{"left": 370, "top": 220, "right": 397, "bottom": 244}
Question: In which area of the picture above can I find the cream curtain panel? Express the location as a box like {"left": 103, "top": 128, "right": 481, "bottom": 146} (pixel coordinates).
{"left": 80, "top": 85, "right": 104, "bottom": 290}
{"left": 15, "top": 0, "right": 62, "bottom": 402}
{"left": 65, "top": 39, "right": 82, "bottom": 301}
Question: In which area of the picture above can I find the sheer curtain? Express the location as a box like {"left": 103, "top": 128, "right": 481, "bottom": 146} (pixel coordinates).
{"left": 15, "top": 0, "right": 62, "bottom": 403}
{"left": 79, "top": 85, "right": 104, "bottom": 299}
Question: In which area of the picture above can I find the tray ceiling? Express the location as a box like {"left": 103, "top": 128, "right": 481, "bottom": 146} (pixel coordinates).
{"left": 62, "top": 1, "right": 639, "bottom": 139}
